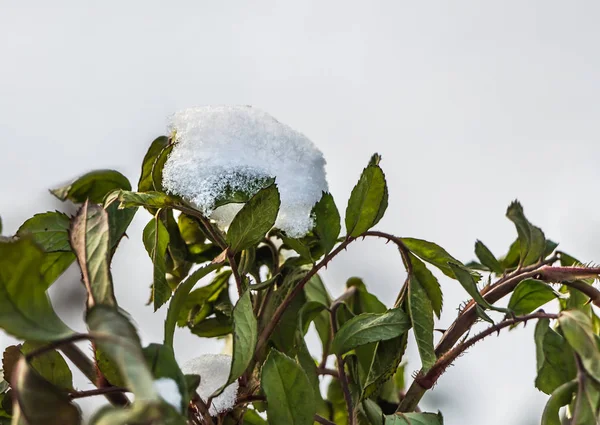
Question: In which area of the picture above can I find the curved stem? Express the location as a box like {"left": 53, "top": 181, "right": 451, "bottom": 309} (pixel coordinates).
{"left": 227, "top": 250, "right": 244, "bottom": 296}
{"left": 69, "top": 386, "right": 129, "bottom": 399}
{"left": 330, "top": 299, "right": 355, "bottom": 425}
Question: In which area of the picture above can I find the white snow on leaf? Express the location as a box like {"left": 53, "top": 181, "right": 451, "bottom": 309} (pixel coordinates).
{"left": 162, "top": 105, "right": 328, "bottom": 237}
{"left": 181, "top": 353, "right": 238, "bottom": 416}
{"left": 154, "top": 377, "right": 182, "bottom": 412}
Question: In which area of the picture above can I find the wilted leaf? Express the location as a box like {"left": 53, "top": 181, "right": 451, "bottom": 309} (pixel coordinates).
{"left": 558, "top": 310, "right": 600, "bottom": 383}
{"left": 12, "top": 357, "right": 81, "bottom": 425}
{"left": 51, "top": 170, "right": 131, "bottom": 204}
{"left": 534, "top": 318, "right": 576, "bottom": 394}
{"left": 508, "top": 279, "right": 562, "bottom": 316}
{"left": 226, "top": 184, "right": 280, "bottom": 254}
{"left": 506, "top": 201, "right": 546, "bottom": 267}
{"left": 0, "top": 238, "right": 73, "bottom": 341}
{"left": 345, "top": 163, "right": 388, "bottom": 237}
{"left": 332, "top": 307, "right": 411, "bottom": 355}
{"left": 313, "top": 192, "right": 341, "bottom": 255}
{"left": 474, "top": 240, "right": 504, "bottom": 275}
{"left": 70, "top": 202, "right": 116, "bottom": 307}
{"left": 261, "top": 350, "right": 315, "bottom": 425}
{"left": 408, "top": 272, "right": 436, "bottom": 371}
{"left": 143, "top": 216, "right": 171, "bottom": 310}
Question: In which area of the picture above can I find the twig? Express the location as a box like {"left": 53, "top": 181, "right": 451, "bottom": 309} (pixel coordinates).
{"left": 69, "top": 386, "right": 129, "bottom": 399}
{"left": 254, "top": 236, "right": 356, "bottom": 354}
{"left": 317, "top": 367, "right": 339, "bottom": 378}
{"left": 414, "top": 311, "right": 558, "bottom": 390}
{"left": 314, "top": 414, "right": 337, "bottom": 425}
{"left": 330, "top": 292, "right": 356, "bottom": 425}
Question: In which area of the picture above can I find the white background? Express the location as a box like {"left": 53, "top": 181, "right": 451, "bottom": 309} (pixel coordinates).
{"left": 1, "top": 2, "right": 600, "bottom": 424}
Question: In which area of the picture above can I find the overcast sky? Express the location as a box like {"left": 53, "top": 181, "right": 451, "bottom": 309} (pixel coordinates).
{"left": 2, "top": 2, "right": 600, "bottom": 424}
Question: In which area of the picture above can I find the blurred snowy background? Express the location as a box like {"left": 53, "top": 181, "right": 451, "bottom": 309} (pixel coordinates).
{"left": 1, "top": 2, "right": 600, "bottom": 424}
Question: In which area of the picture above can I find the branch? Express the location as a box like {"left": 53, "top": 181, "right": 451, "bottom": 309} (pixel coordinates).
{"left": 315, "top": 414, "right": 337, "bottom": 425}
{"left": 317, "top": 367, "right": 339, "bottom": 378}
{"left": 254, "top": 236, "right": 356, "bottom": 354}
{"left": 330, "top": 301, "right": 355, "bottom": 425}
{"left": 415, "top": 311, "right": 558, "bottom": 390}
{"left": 69, "top": 386, "right": 129, "bottom": 399}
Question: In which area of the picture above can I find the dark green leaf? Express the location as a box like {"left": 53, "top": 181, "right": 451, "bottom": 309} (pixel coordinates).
{"left": 143, "top": 216, "right": 171, "bottom": 310}
{"left": 361, "top": 399, "right": 384, "bottom": 425}
{"left": 190, "top": 318, "right": 232, "bottom": 337}
{"left": 261, "top": 349, "right": 316, "bottom": 425}
{"left": 17, "top": 212, "right": 71, "bottom": 252}
{"left": 313, "top": 192, "right": 341, "bottom": 255}
{"left": 178, "top": 271, "right": 230, "bottom": 327}
{"left": 384, "top": 412, "right": 444, "bottom": 425}
{"left": 534, "top": 318, "right": 576, "bottom": 394}
{"left": 138, "top": 136, "right": 171, "bottom": 193}
{"left": 21, "top": 342, "right": 73, "bottom": 391}
{"left": 11, "top": 357, "right": 81, "bottom": 425}
{"left": 226, "top": 184, "right": 280, "bottom": 254}
{"left": 95, "top": 347, "right": 126, "bottom": 388}
{"left": 70, "top": 202, "right": 116, "bottom": 307}
{"left": 104, "top": 200, "right": 137, "bottom": 255}
{"left": 89, "top": 402, "right": 185, "bottom": 425}
{"left": 541, "top": 380, "right": 577, "bottom": 425}
{"left": 86, "top": 305, "right": 158, "bottom": 400}
{"left": 328, "top": 378, "right": 349, "bottom": 425}
{"left": 346, "top": 277, "right": 387, "bottom": 314}
{"left": 558, "top": 310, "right": 600, "bottom": 383}
{"left": 500, "top": 239, "right": 521, "bottom": 270}
{"left": 345, "top": 163, "right": 388, "bottom": 237}
{"left": 508, "top": 279, "right": 562, "bottom": 316}
{"left": 51, "top": 170, "right": 131, "bottom": 204}
{"left": 410, "top": 254, "right": 443, "bottom": 318}
{"left": 572, "top": 371, "right": 600, "bottom": 424}
{"left": 506, "top": 201, "right": 546, "bottom": 267}
{"left": 332, "top": 307, "right": 411, "bottom": 355}
{"left": 164, "top": 262, "right": 223, "bottom": 347}
{"left": 212, "top": 290, "right": 257, "bottom": 397}
{"left": 304, "top": 275, "right": 332, "bottom": 354}
{"left": 408, "top": 272, "right": 436, "bottom": 371}
{"left": 142, "top": 344, "right": 187, "bottom": 413}
{"left": 474, "top": 240, "right": 504, "bottom": 274}
{"left": 213, "top": 176, "right": 276, "bottom": 210}
{"left": 0, "top": 238, "right": 73, "bottom": 340}
{"left": 447, "top": 263, "right": 507, "bottom": 314}
{"left": 401, "top": 238, "right": 468, "bottom": 280}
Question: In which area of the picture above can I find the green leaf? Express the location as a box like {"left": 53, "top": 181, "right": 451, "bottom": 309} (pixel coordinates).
{"left": 345, "top": 163, "right": 388, "bottom": 237}
{"left": 20, "top": 342, "right": 73, "bottom": 391}
{"left": 243, "top": 409, "right": 268, "bottom": 425}
{"left": 572, "top": 372, "right": 600, "bottom": 425}
{"left": 409, "top": 254, "right": 443, "bottom": 319}
{"left": 70, "top": 202, "right": 116, "bottom": 307}
{"left": 95, "top": 347, "right": 126, "bottom": 388}
{"left": 346, "top": 277, "right": 387, "bottom": 314}
{"left": 401, "top": 238, "right": 468, "bottom": 280}
{"left": 164, "top": 262, "right": 223, "bottom": 347}
{"left": 541, "top": 380, "right": 577, "bottom": 425}
{"left": 87, "top": 305, "right": 158, "bottom": 400}
{"left": 212, "top": 290, "right": 257, "bottom": 397}
{"left": 104, "top": 199, "right": 137, "bottom": 255}
{"left": 17, "top": 212, "right": 71, "bottom": 252}
{"left": 190, "top": 317, "right": 232, "bottom": 337}
{"left": 508, "top": 279, "right": 562, "bottom": 316}
{"left": 408, "top": 272, "right": 436, "bottom": 371}
{"left": 138, "top": 136, "right": 171, "bottom": 192}
{"left": 143, "top": 216, "right": 171, "bottom": 311}
{"left": 178, "top": 271, "right": 231, "bottom": 327}
{"left": 332, "top": 307, "right": 411, "bottom": 355}
{"left": 313, "top": 192, "right": 341, "bottom": 255}
{"left": 115, "top": 190, "right": 182, "bottom": 210}
{"left": 89, "top": 402, "right": 185, "bottom": 425}
{"left": 213, "top": 176, "right": 276, "bottom": 210}
{"left": 558, "top": 310, "right": 600, "bottom": 383}
{"left": 17, "top": 212, "right": 76, "bottom": 287}
{"left": 142, "top": 344, "right": 187, "bottom": 413}
{"left": 447, "top": 262, "right": 507, "bottom": 314}
{"left": 304, "top": 275, "right": 332, "bottom": 354}
{"left": 261, "top": 350, "right": 316, "bottom": 425}
{"left": 11, "top": 357, "right": 81, "bottom": 425}
{"left": 474, "top": 240, "right": 504, "bottom": 274}
{"left": 384, "top": 412, "right": 444, "bottom": 425}
{"left": 534, "top": 318, "right": 576, "bottom": 394}
{"left": 0, "top": 238, "right": 73, "bottom": 341}
{"left": 51, "top": 170, "right": 131, "bottom": 204}
{"left": 506, "top": 201, "right": 546, "bottom": 266}
{"left": 226, "top": 184, "right": 280, "bottom": 254}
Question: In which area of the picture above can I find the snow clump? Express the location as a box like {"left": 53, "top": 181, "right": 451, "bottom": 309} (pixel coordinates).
{"left": 162, "top": 105, "right": 328, "bottom": 238}
{"left": 180, "top": 353, "right": 238, "bottom": 416}
{"left": 154, "top": 377, "right": 182, "bottom": 412}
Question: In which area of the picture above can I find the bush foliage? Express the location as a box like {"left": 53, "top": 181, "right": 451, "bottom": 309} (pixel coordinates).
{"left": 1, "top": 137, "right": 600, "bottom": 425}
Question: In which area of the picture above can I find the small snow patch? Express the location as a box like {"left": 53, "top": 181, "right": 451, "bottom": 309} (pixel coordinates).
{"left": 162, "top": 105, "right": 328, "bottom": 237}
{"left": 181, "top": 353, "right": 238, "bottom": 416}
{"left": 154, "top": 377, "right": 182, "bottom": 412}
